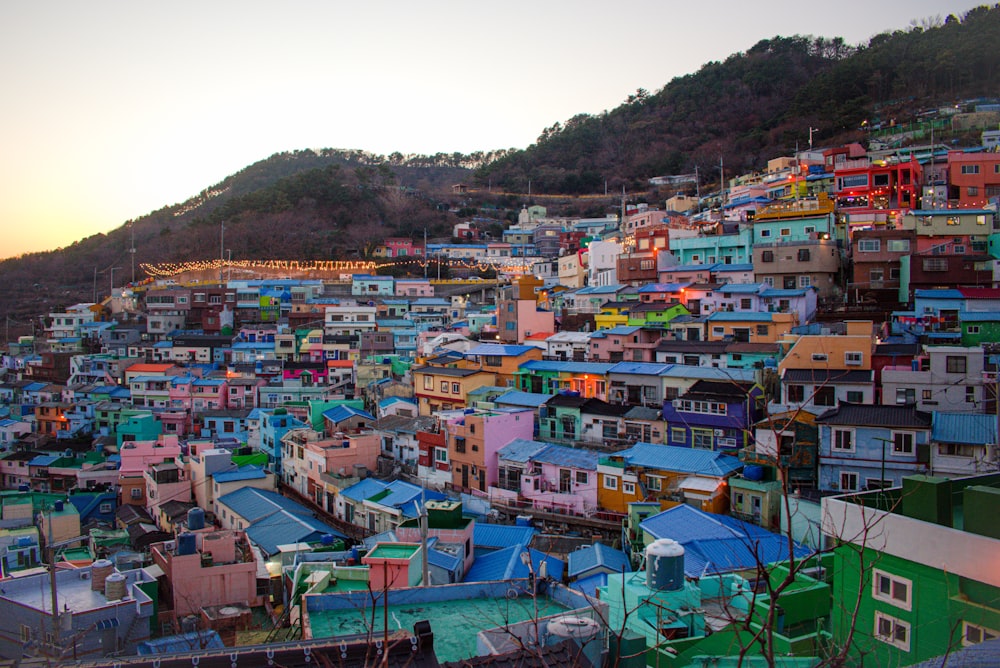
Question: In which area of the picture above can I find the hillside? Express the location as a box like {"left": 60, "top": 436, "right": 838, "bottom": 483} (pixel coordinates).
{"left": 2, "top": 5, "right": 999, "bottom": 328}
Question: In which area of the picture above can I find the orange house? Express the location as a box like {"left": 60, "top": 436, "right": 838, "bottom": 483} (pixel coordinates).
{"left": 461, "top": 343, "right": 543, "bottom": 388}
{"left": 412, "top": 366, "right": 497, "bottom": 416}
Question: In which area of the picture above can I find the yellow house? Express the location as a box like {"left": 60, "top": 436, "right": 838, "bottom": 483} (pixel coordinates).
{"left": 597, "top": 443, "right": 742, "bottom": 515}
{"left": 412, "top": 366, "right": 497, "bottom": 416}
{"left": 594, "top": 303, "right": 632, "bottom": 331}
{"left": 777, "top": 320, "right": 874, "bottom": 372}
{"left": 705, "top": 311, "right": 797, "bottom": 344}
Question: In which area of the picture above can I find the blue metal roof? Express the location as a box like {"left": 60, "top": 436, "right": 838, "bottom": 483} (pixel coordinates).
{"left": 496, "top": 439, "right": 550, "bottom": 463}
{"left": 607, "top": 362, "right": 672, "bottom": 376}
{"left": 246, "top": 510, "right": 346, "bottom": 556}
{"left": 664, "top": 263, "right": 721, "bottom": 272}
{"left": 714, "top": 263, "right": 754, "bottom": 272}
{"left": 932, "top": 411, "right": 998, "bottom": 445}
{"left": 567, "top": 542, "right": 631, "bottom": 578}
{"left": 636, "top": 283, "right": 689, "bottom": 293}
{"left": 517, "top": 360, "right": 616, "bottom": 374}
{"left": 760, "top": 288, "right": 808, "bottom": 298}
{"left": 660, "top": 366, "right": 757, "bottom": 382}
{"left": 494, "top": 391, "right": 552, "bottom": 408}
{"left": 323, "top": 405, "right": 375, "bottom": 424}
{"left": 590, "top": 326, "right": 642, "bottom": 338}
{"left": 213, "top": 465, "right": 267, "bottom": 484}
{"left": 29, "top": 455, "right": 60, "bottom": 466}
{"left": 959, "top": 311, "right": 1000, "bottom": 322}
{"left": 378, "top": 396, "right": 417, "bottom": 409}
{"left": 913, "top": 289, "right": 965, "bottom": 299}
{"left": 609, "top": 442, "right": 743, "bottom": 477}
{"left": 428, "top": 547, "right": 463, "bottom": 572}
{"left": 339, "top": 478, "right": 389, "bottom": 502}
{"left": 464, "top": 545, "right": 565, "bottom": 582}
{"left": 215, "top": 487, "right": 314, "bottom": 523}
{"left": 640, "top": 504, "right": 808, "bottom": 577}
{"left": 474, "top": 523, "right": 536, "bottom": 550}
{"left": 531, "top": 443, "right": 600, "bottom": 471}
{"left": 717, "top": 283, "right": 765, "bottom": 294}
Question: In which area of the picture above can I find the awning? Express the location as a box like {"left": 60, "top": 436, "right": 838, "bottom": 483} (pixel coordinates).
{"left": 96, "top": 618, "right": 120, "bottom": 630}
{"left": 678, "top": 476, "right": 722, "bottom": 493}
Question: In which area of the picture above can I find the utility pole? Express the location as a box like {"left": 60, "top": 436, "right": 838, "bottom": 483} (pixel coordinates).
{"left": 423, "top": 229, "right": 428, "bottom": 279}
{"left": 808, "top": 127, "right": 819, "bottom": 151}
{"left": 220, "top": 222, "right": 225, "bottom": 285}
{"left": 129, "top": 222, "right": 136, "bottom": 284}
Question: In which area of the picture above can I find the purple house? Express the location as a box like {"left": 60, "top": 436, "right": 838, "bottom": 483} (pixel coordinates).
{"left": 661, "top": 380, "right": 764, "bottom": 452}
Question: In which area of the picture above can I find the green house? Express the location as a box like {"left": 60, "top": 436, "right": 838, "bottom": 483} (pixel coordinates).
{"left": 959, "top": 311, "right": 1000, "bottom": 346}
{"left": 827, "top": 474, "right": 1000, "bottom": 665}
{"left": 626, "top": 301, "right": 690, "bottom": 327}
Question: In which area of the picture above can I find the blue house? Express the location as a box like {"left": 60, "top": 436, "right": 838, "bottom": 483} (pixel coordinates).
{"left": 351, "top": 274, "right": 394, "bottom": 297}
{"left": 566, "top": 542, "right": 631, "bottom": 582}
{"left": 661, "top": 380, "right": 764, "bottom": 452}
{"left": 815, "top": 404, "right": 931, "bottom": 493}
{"left": 255, "top": 407, "right": 308, "bottom": 475}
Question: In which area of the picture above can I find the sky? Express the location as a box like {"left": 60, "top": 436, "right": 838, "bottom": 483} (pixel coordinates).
{"left": 0, "top": 1, "right": 988, "bottom": 259}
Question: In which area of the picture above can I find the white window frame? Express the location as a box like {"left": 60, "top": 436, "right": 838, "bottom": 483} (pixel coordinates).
{"left": 963, "top": 621, "right": 999, "bottom": 646}
{"left": 845, "top": 351, "right": 864, "bottom": 365}
{"left": 872, "top": 569, "right": 912, "bottom": 611}
{"left": 622, "top": 481, "right": 635, "bottom": 495}
{"left": 646, "top": 476, "right": 663, "bottom": 491}
{"left": 603, "top": 475, "right": 619, "bottom": 491}
{"left": 892, "top": 431, "right": 914, "bottom": 456}
{"left": 839, "top": 471, "right": 859, "bottom": 492}
{"left": 832, "top": 428, "right": 855, "bottom": 453}
{"left": 858, "top": 239, "right": 881, "bottom": 252}
{"left": 874, "top": 611, "right": 911, "bottom": 652}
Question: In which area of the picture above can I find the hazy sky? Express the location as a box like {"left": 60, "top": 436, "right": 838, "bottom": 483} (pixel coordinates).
{"left": 0, "top": 1, "right": 987, "bottom": 258}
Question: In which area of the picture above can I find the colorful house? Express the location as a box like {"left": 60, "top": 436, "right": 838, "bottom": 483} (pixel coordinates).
{"left": 490, "top": 439, "right": 599, "bottom": 517}
{"left": 514, "top": 360, "right": 613, "bottom": 398}
{"left": 662, "top": 380, "right": 764, "bottom": 452}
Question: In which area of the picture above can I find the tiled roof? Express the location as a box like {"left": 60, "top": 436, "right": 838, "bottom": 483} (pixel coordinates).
{"left": 931, "top": 411, "right": 997, "bottom": 445}
{"left": 815, "top": 403, "right": 931, "bottom": 429}
{"left": 609, "top": 442, "right": 742, "bottom": 477}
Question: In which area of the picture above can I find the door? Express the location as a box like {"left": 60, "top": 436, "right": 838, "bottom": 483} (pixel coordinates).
{"left": 461, "top": 465, "right": 469, "bottom": 489}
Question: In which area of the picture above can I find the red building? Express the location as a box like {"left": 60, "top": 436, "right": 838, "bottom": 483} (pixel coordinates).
{"left": 946, "top": 150, "right": 1000, "bottom": 208}
{"left": 849, "top": 228, "right": 915, "bottom": 305}
{"left": 834, "top": 154, "right": 922, "bottom": 226}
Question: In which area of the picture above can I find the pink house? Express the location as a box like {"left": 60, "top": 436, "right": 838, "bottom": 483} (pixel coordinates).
{"left": 151, "top": 531, "right": 264, "bottom": 619}
{"left": 120, "top": 434, "right": 183, "bottom": 475}
{"left": 191, "top": 378, "right": 227, "bottom": 412}
{"left": 497, "top": 300, "right": 555, "bottom": 344}
{"left": 395, "top": 278, "right": 434, "bottom": 297}
{"left": 380, "top": 237, "right": 425, "bottom": 258}
{"left": 490, "top": 440, "right": 599, "bottom": 517}
{"left": 145, "top": 460, "right": 192, "bottom": 523}
{"left": 395, "top": 500, "right": 476, "bottom": 576}
{"left": 282, "top": 428, "right": 381, "bottom": 500}
{"left": 225, "top": 377, "right": 265, "bottom": 409}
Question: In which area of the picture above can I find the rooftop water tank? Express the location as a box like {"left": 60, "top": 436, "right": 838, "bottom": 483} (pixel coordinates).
{"left": 90, "top": 559, "right": 114, "bottom": 592}
{"left": 320, "top": 534, "right": 335, "bottom": 546}
{"left": 645, "top": 538, "right": 685, "bottom": 592}
{"left": 177, "top": 533, "right": 197, "bottom": 556}
{"left": 545, "top": 616, "right": 601, "bottom": 668}
{"left": 187, "top": 507, "right": 205, "bottom": 531}
{"left": 104, "top": 572, "right": 127, "bottom": 601}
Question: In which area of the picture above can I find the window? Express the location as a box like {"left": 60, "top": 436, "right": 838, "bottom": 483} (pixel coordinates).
{"left": 797, "top": 248, "right": 811, "bottom": 262}
{"left": 872, "top": 569, "right": 912, "bottom": 610}
{"left": 963, "top": 622, "right": 999, "bottom": 646}
{"left": 940, "top": 443, "right": 976, "bottom": 457}
{"left": 892, "top": 432, "right": 914, "bottom": 455}
{"left": 798, "top": 276, "right": 812, "bottom": 288}
{"left": 845, "top": 351, "right": 863, "bottom": 365}
{"left": 887, "top": 239, "right": 910, "bottom": 253}
{"left": 858, "top": 239, "right": 881, "bottom": 252}
{"left": 946, "top": 356, "right": 968, "bottom": 374}
{"left": 100, "top": 502, "right": 113, "bottom": 514}
{"left": 435, "top": 448, "right": 448, "bottom": 464}
{"left": 968, "top": 326, "right": 981, "bottom": 336}
{"left": 814, "top": 386, "right": 835, "bottom": 406}
{"left": 874, "top": 612, "right": 911, "bottom": 652}
{"left": 896, "top": 388, "right": 915, "bottom": 405}
{"left": 839, "top": 471, "right": 859, "bottom": 491}
{"left": 761, "top": 250, "right": 774, "bottom": 262}
{"left": 869, "top": 268, "right": 884, "bottom": 284}
{"left": 846, "top": 391, "right": 864, "bottom": 403}
{"left": 646, "top": 476, "right": 662, "bottom": 491}
{"left": 760, "top": 229, "right": 772, "bottom": 238}
{"left": 575, "top": 471, "right": 588, "bottom": 485}
{"left": 966, "top": 386, "right": 976, "bottom": 404}
{"left": 961, "top": 164, "right": 981, "bottom": 174}
{"left": 622, "top": 481, "right": 635, "bottom": 495}
{"left": 671, "top": 427, "right": 686, "bottom": 444}
{"left": 692, "top": 429, "right": 714, "bottom": 450}
{"left": 441, "top": 381, "right": 449, "bottom": 393}
{"left": 756, "top": 324, "right": 769, "bottom": 336}
{"left": 786, "top": 385, "right": 805, "bottom": 402}
{"left": 780, "top": 228, "right": 791, "bottom": 237}
{"left": 740, "top": 298, "right": 752, "bottom": 310}
{"left": 452, "top": 382, "right": 460, "bottom": 394}
{"left": 423, "top": 376, "right": 433, "bottom": 390}
{"left": 603, "top": 475, "right": 619, "bottom": 490}
{"left": 833, "top": 429, "right": 854, "bottom": 452}
{"left": 923, "top": 258, "right": 948, "bottom": 272}
{"left": 130, "top": 488, "right": 142, "bottom": 499}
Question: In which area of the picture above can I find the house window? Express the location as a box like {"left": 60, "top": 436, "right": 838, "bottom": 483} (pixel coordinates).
{"left": 896, "top": 388, "right": 915, "bottom": 405}
{"left": 740, "top": 298, "right": 752, "bottom": 310}
{"left": 622, "top": 481, "right": 635, "bottom": 495}
{"left": 130, "top": 488, "right": 142, "bottom": 499}
{"left": 646, "top": 476, "right": 662, "bottom": 491}
{"left": 963, "top": 621, "right": 999, "bottom": 646}
{"left": 869, "top": 268, "right": 885, "bottom": 284}
{"left": 797, "top": 248, "right": 810, "bottom": 262}
{"left": 761, "top": 250, "right": 774, "bottom": 262}
{"left": 873, "top": 569, "right": 912, "bottom": 610}
{"left": 887, "top": 239, "right": 910, "bottom": 252}
{"left": 99, "top": 502, "right": 113, "bottom": 514}
{"left": 874, "top": 612, "right": 911, "bottom": 652}
{"left": 858, "top": 239, "right": 881, "bottom": 252}
{"left": 441, "top": 381, "right": 449, "bottom": 393}
{"left": 780, "top": 228, "right": 791, "bottom": 237}
{"left": 845, "top": 351, "right": 863, "bottom": 366}
{"left": 576, "top": 471, "right": 588, "bottom": 485}
{"left": 966, "top": 386, "right": 976, "bottom": 404}
{"left": 814, "top": 386, "right": 835, "bottom": 406}
{"left": 839, "top": 471, "right": 859, "bottom": 491}
{"left": 798, "top": 276, "right": 812, "bottom": 288}
{"left": 786, "top": 385, "right": 804, "bottom": 402}
{"left": 760, "top": 229, "right": 771, "bottom": 238}
{"left": 435, "top": 448, "right": 448, "bottom": 464}
{"left": 756, "top": 324, "right": 769, "bottom": 336}
{"left": 968, "top": 325, "right": 981, "bottom": 334}
{"left": 423, "top": 376, "right": 433, "bottom": 390}
{"left": 452, "top": 382, "right": 460, "bottom": 394}
{"left": 846, "top": 391, "right": 864, "bottom": 403}
{"left": 811, "top": 353, "right": 828, "bottom": 362}
{"left": 923, "top": 258, "right": 948, "bottom": 272}
{"left": 946, "top": 356, "right": 967, "bottom": 374}
{"left": 892, "top": 432, "right": 914, "bottom": 455}
{"left": 961, "top": 164, "right": 981, "bottom": 174}
{"left": 671, "top": 427, "right": 686, "bottom": 444}
{"left": 692, "top": 429, "right": 714, "bottom": 450}
{"left": 832, "top": 429, "right": 854, "bottom": 452}
{"left": 603, "top": 475, "right": 619, "bottom": 490}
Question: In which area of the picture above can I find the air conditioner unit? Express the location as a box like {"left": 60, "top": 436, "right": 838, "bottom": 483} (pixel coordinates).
{"left": 714, "top": 429, "right": 726, "bottom": 437}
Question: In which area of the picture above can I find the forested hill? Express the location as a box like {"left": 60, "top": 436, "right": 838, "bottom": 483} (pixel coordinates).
{"left": 2, "top": 5, "right": 999, "bottom": 326}
{"left": 476, "top": 5, "right": 1000, "bottom": 194}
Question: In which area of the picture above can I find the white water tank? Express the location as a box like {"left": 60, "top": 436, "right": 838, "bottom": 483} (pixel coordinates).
{"left": 546, "top": 616, "right": 602, "bottom": 667}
